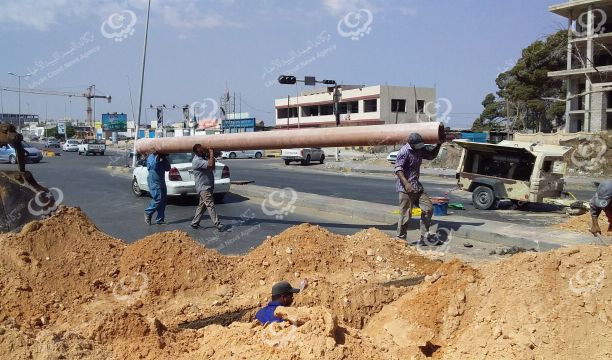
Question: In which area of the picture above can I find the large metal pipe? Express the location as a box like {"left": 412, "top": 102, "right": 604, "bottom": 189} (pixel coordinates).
{"left": 135, "top": 122, "right": 445, "bottom": 154}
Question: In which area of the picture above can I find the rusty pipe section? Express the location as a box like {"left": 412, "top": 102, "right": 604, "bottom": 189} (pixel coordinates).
{"left": 135, "top": 122, "right": 445, "bottom": 154}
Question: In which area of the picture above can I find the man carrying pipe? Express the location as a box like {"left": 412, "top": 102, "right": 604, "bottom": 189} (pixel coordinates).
{"left": 190, "top": 144, "right": 224, "bottom": 231}
{"left": 589, "top": 180, "right": 612, "bottom": 236}
{"left": 395, "top": 133, "right": 441, "bottom": 245}
{"left": 144, "top": 152, "right": 171, "bottom": 225}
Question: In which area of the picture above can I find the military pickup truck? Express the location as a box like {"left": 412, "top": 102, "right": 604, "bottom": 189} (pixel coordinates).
{"left": 78, "top": 139, "right": 106, "bottom": 156}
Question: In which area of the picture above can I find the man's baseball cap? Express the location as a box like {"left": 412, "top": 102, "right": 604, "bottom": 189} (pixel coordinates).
{"left": 407, "top": 133, "right": 425, "bottom": 150}
{"left": 593, "top": 180, "right": 612, "bottom": 208}
{"left": 271, "top": 281, "right": 300, "bottom": 297}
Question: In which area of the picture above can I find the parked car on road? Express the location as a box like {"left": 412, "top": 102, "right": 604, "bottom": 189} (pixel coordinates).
{"left": 0, "top": 141, "right": 43, "bottom": 164}
{"left": 78, "top": 139, "right": 106, "bottom": 156}
{"left": 281, "top": 148, "right": 325, "bottom": 166}
{"left": 62, "top": 139, "right": 81, "bottom": 152}
{"left": 131, "top": 153, "right": 231, "bottom": 202}
{"left": 45, "top": 138, "right": 60, "bottom": 148}
{"left": 387, "top": 151, "right": 398, "bottom": 164}
{"left": 221, "top": 150, "right": 264, "bottom": 159}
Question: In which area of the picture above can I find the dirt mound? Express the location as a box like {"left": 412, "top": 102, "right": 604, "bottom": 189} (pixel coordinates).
{"left": 236, "top": 225, "right": 441, "bottom": 328}
{"left": 119, "top": 230, "right": 236, "bottom": 304}
{"left": 552, "top": 212, "right": 610, "bottom": 234}
{"left": 0, "top": 206, "right": 125, "bottom": 328}
{"left": 365, "top": 246, "right": 612, "bottom": 359}
{"left": 1, "top": 207, "right": 610, "bottom": 359}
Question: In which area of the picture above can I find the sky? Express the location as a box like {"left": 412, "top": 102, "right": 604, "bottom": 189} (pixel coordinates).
{"left": 0, "top": 0, "right": 569, "bottom": 129}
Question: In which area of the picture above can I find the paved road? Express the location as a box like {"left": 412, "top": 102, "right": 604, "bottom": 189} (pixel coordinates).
{"left": 222, "top": 158, "right": 595, "bottom": 226}
{"left": 0, "top": 152, "right": 396, "bottom": 254}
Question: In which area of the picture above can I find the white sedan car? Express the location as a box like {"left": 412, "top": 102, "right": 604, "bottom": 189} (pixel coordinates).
{"left": 131, "top": 153, "right": 231, "bottom": 202}
{"left": 62, "top": 139, "right": 81, "bottom": 152}
{"left": 221, "top": 150, "right": 264, "bottom": 159}
{"left": 387, "top": 151, "right": 399, "bottom": 164}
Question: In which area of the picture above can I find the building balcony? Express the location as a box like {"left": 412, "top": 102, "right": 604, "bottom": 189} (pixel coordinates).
{"left": 550, "top": 0, "right": 612, "bottom": 18}
{"left": 548, "top": 64, "right": 612, "bottom": 77}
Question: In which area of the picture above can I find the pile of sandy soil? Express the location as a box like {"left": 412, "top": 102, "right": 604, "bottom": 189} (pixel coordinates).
{"left": 0, "top": 207, "right": 610, "bottom": 359}
{"left": 552, "top": 212, "right": 610, "bottom": 234}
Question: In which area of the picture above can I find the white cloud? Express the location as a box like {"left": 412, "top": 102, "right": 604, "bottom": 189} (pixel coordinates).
{"left": 322, "top": 0, "right": 373, "bottom": 16}
{"left": 0, "top": 0, "right": 229, "bottom": 31}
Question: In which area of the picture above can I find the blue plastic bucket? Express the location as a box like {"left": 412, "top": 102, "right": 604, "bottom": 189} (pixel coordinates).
{"left": 431, "top": 197, "right": 449, "bottom": 216}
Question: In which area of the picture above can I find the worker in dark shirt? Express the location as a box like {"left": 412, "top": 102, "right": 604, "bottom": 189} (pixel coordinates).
{"left": 255, "top": 281, "right": 300, "bottom": 324}
{"left": 590, "top": 180, "right": 612, "bottom": 236}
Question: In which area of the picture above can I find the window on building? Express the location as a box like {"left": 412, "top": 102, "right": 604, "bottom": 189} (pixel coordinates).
{"left": 607, "top": 91, "right": 612, "bottom": 109}
{"left": 364, "top": 99, "right": 377, "bottom": 113}
{"left": 339, "top": 101, "right": 359, "bottom": 114}
{"left": 302, "top": 105, "right": 319, "bottom": 117}
{"left": 277, "top": 107, "right": 298, "bottom": 118}
{"left": 415, "top": 100, "right": 425, "bottom": 113}
{"left": 391, "top": 99, "right": 406, "bottom": 112}
{"left": 319, "top": 104, "right": 334, "bottom": 116}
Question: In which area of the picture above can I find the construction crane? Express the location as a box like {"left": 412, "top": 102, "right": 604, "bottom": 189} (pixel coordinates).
{"left": 1, "top": 85, "right": 111, "bottom": 126}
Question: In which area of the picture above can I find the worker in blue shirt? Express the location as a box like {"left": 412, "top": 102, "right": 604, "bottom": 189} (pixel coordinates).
{"left": 144, "top": 153, "right": 171, "bottom": 225}
{"left": 255, "top": 281, "right": 301, "bottom": 324}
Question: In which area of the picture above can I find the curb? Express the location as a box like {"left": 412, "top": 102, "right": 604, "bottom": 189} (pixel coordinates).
{"left": 230, "top": 184, "right": 598, "bottom": 251}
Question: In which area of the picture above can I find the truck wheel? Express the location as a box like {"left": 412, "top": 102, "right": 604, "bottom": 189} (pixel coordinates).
{"left": 284, "top": 160, "right": 291, "bottom": 165}
{"left": 472, "top": 186, "right": 496, "bottom": 210}
{"left": 255, "top": 152, "right": 262, "bottom": 159}
{"left": 132, "top": 178, "right": 144, "bottom": 197}
{"left": 319, "top": 154, "right": 325, "bottom": 164}
{"left": 301, "top": 155, "right": 311, "bottom": 166}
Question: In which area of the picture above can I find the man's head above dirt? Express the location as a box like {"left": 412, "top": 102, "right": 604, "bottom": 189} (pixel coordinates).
{"left": 255, "top": 281, "right": 300, "bottom": 325}
{"left": 272, "top": 281, "right": 300, "bottom": 305}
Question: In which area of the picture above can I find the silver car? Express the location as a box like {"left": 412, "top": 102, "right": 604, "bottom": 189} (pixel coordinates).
{"left": 221, "top": 150, "right": 264, "bottom": 159}
{"left": 0, "top": 141, "right": 43, "bottom": 164}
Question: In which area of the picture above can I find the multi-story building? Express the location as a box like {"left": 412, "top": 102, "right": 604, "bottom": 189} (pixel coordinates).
{"left": 549, "top": 0, "right": 612, "bottom": 132}
{"left": 0, "top": 113, "right": 39, "bottom": 128}
{"left": 274, "top": 85, "right": 436, "bottom": 129}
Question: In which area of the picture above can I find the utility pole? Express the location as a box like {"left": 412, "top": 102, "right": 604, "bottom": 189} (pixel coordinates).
{"left": 7, "top": 72, "right": 31, "bottom": 132}
{"left": 132, "top": 0, "right": 151, "bottom": 168}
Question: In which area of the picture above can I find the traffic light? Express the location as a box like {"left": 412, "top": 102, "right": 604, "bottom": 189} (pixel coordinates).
{"left": 278, "top": 75, "right": 297, "bottom": 84}
{"left": 321, "top": 79, "right": 336, "bottom": 85}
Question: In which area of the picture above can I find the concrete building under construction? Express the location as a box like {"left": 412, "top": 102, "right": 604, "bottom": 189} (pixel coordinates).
{"left": 549, "top": 0, "right": 612, "bottom": 132}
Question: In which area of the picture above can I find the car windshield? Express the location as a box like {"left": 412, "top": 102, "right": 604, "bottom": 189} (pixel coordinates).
{"left": 68, "top": 140, "right": 79, "bottom": 144}
{"left": 169, "top": 153, "right": 194, "bottom": 164}
{"left": 22, "top": 141, "right": 32, "bottom": 148}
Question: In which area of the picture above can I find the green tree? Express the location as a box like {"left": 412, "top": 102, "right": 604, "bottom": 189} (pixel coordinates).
{"left": 474, "top": 30, "right": 568, "bottom": 132}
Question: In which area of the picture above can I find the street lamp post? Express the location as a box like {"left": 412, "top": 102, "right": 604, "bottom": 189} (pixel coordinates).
{"left": 7, "top": 72, "right": 31, "bottom": 132}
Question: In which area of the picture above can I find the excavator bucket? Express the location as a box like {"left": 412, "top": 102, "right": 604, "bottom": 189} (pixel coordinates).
{"left": 0, "top": 171, "right": 55, "bottom": 232}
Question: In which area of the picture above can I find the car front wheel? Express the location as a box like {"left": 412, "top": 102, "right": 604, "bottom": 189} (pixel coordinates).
{"left": 255, "top": 152, "right": 262, "bottom": 159}
{"left": 9, "top": 155, "right": 16, "bottom": 164}
{"left": 229, "top": 152, "right": 237, "bottom": 159}
{"left": 320, "top": 154, "right": 325, "bottom": 164}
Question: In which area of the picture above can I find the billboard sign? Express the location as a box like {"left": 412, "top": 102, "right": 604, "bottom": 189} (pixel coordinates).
{"left": 102, "top": 113, "right": 128, "bottom": 132}
{"left": 57, "top": 122, "right": 66, "bottom": 135}
{"left": 221, "top": 118, "right": 256, "bottom": 130}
